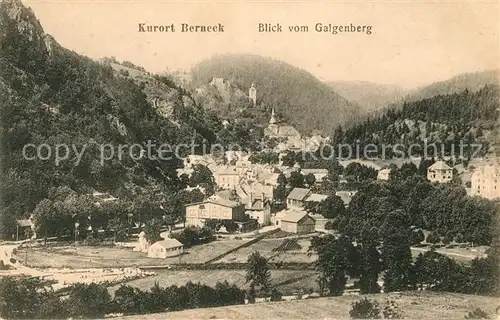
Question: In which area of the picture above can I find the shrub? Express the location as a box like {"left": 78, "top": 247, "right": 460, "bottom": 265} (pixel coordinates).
{"left": 269, "top": 288, "right": 282, "bottom": 302}
{"left": 442, "top": 233, "right": 453, "bottom": 245}
{"left": 349, "top": 298, "right": 381, "bottom": 319}
{"left": 455, "top": 233, "right": 465, "bottom": 243}
{"left": 410, "top": 229, "right": 425, "bottom": 245}
{"left": 382, "top": 299, "right": 403, "bottom": 319}
{"left": 246, "top": 287, "right": 256, "bottom": 304}
{"left": 119, "top": 69, "right": 130, "bottom": 77}
{"left": 465, "top": 308, "right": 490, "bottom": 319}
{"left": 65, "top": 283, "right": 112, "bottom": 318}
{"left": 426, "top": 231, "right": 440, "bottom": 244}
{"left": 324, "top": 220, "right": 338, "bottom": 230}
{"left": 272, "top": 238, "right": 301, "bottom": 252}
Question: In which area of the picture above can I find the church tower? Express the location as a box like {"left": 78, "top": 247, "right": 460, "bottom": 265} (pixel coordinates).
{"left": 249, "top": 82, "right": 257, "bottom": 107}
{"left": 268, "top": 106, "right": 279, "bottom": 134}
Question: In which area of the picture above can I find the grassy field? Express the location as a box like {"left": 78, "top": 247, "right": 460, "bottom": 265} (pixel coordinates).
{"left": 16, "top": 235, "right": 479, "bottom": 269}
{"left": 119, "top": 291, "right": 500, "bottom": 320}
{"left": 109, "top": 269, "right": 320, "bottom": 296}
{"left": 214, "top": 238, "right": 317, "bottom": 264}
{"left": 16, "top": 239, "right": 249, "bottom": 268}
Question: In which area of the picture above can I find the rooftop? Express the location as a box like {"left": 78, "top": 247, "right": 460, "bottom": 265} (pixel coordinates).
{"left": 216, "top": 165, "right": 239, "bottom": 175}
{"left": 287, "top": 187, "right": 312, "bottom": 201}
{"left": 301, "top": 168, "right": 328, "bottom": 174}
{"left": 428, "top": 160, "right": 452, "bottom": 171}
{"left": 305, "top": 193, "right": 328, "bottom": 202}
{"left": 335, "top": 190, "right": 358, "bottom": 206}
{"left": 17, "top": 219, "right": 32, "bottom": 227}
{"left": 281, "top": 210, "right": 313, "bottom": 223}
{"left": 151, "top": 238, "right": 184, "bottom": 249}
{"left": 186, "top": 198, "right": 243, "bottom": 209}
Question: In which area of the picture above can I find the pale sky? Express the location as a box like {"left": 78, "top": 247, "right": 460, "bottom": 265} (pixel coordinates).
{"left": 24, "top": 0, "right": 500, "bottom": 89}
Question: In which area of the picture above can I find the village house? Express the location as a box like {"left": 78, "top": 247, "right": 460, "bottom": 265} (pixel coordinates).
{"left": 147, "top": 238, "right": 184, "bottom": 258}
{"left": 185, "top": 198, "right": 245, "bottom": 227}
{"left": 241, "top": 181, "right": 274, "bottom": 201}
{"left": 286, "top": 187, "right": 328, "bottom": 209}
{"left": 286, "top": 188, "right": 312, "bottom": 208}
{"left": 212, "top": 187, "right": 272, "bottom": 227}
{"left": 304, "top": 193, "right": 328, "bottom": 203}
{"left": 282, "top": 163, "right": 301, "bottom": 179}
{"left": 235, "top": 158, "right": 253, "bottom": 173}
{"left": 245, "top": 194, "right": 272, "bottom": 227}
{"left": 427, "top": 160, "right": 453, "bottom": 183}
{"left": 471, "top": 163, "right": 500, "bottom": 200}
{"left": 225, "top": 150, "right": 248, "bottom": 164}
{"left": 272, "top": 209, "right": 290, "bottom": 227}
{"left": 214, "top": 166, "right": 240, "bottom": 189}
{"left": 377, "top": 168, "right": 391, "bottom": 181}
{"left": 279, "top": 210, "right": 316, "bottom": 234}
{"left": 335, "top": 190, "right": 358, "bottom": 208}
{"left": 301, "top": 168, "right": 329, "bottom": 182}
{"left": 265, "top": 173, "right": 282, "bottom": 187}
{"left": 16, "top": 216, "right": 36, "bottom": 241}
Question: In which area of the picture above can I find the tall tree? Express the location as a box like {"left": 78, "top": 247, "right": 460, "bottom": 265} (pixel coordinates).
{"left": 245, "top": 251, "right": 271, "bottom": 296}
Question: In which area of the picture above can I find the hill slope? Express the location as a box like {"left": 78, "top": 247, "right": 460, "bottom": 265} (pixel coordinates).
{"left": 327, "top": 81, "right": 408, "bottom": 112}
{"left": 0, "top": 0, "right": 236, "bottom": 236}
{"left": 190, "top": 54, "right": 361, "bottom": 134}
{"left": 407, "top": 70, "right": 500, "bottom": 102}
{"left": 337, "top": 85, "right": 500, "bottom": 158}
{"left": 119, "top": 291, "right": 499, "bottom": 320}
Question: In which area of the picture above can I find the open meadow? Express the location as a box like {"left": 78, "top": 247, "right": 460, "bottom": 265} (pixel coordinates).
{"left": 213, "top": 237, "right": 317, "bottom": 264}
{"left": 16, "top": 239, "right": 249, "bottom": 268}
{"left": 109, "top": 269, "right": 320, "bottom": 296}
{"left": 119, "top": 291, "right": 500, "bottom": 320}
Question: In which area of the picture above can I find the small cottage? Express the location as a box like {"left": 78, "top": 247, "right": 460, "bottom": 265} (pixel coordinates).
{"left": 147, "top": 239, "right": 184, "bottom": 258}
{"left": 280, "top": 211, "right": 316, "bottom": 234}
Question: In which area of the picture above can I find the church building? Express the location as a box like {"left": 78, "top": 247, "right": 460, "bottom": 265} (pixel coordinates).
{"left": 264, "top": 107, "right": 301, "bottom": 139}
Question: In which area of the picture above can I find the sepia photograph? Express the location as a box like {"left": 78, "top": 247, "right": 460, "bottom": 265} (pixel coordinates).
{"left": 0, "top": 0, "right": 499, "bottom": 319}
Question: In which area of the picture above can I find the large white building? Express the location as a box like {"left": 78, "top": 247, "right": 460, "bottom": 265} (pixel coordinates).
{"left": 214, "top": 166, "right": 240, "bottom": 189}
{"left": 471, "top": 164, "right": 500, "bottom": 200}
{"left": 427, "top": 160, "right": 453, "bottom": 183}
{"left": 185, "top": 198, "right": 246, "bottom": 228}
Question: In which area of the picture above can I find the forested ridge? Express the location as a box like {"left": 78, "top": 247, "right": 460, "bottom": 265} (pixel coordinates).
{"left": 334, "top": 85, "right": 500, "bottom": 157}
{"left": 190, "top": 53, "right": 361, "bottom": 134}
{"left": 0, "top": 0, "right": 256, "bottom": 238}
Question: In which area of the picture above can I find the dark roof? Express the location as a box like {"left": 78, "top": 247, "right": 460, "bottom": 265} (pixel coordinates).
{"left": 247, "top": 198, "right": 271, "bottom": 210}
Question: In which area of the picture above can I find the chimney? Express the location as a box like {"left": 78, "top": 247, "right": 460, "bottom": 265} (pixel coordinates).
{"left": 248, "top": 192, "right": 254, "bottom": 208}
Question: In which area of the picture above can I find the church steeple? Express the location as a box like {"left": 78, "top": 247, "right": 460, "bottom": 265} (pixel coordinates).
{"left": 269, "top": 106, "right": 278, "bottom": 125}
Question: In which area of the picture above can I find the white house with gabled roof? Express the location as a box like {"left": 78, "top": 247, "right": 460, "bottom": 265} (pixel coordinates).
{"left": 427, "top": 160, "right": 453, "bottom": 183}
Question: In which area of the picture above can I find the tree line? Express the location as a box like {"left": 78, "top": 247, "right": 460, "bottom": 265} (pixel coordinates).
{"left": 0, "top": 277, "right": 245, "bottom": 319}
{"left": 309, "top": 232, "right": 500, "bottom": 297}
